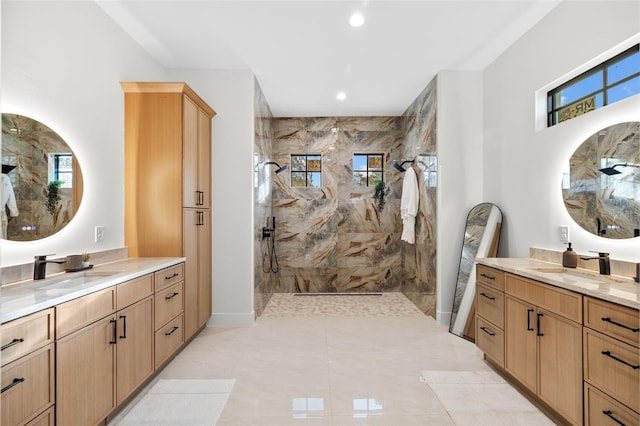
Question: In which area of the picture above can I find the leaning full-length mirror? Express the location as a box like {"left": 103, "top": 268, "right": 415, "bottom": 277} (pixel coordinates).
{"left": 2, "top": 114, "right": 83, "bottom": 241}
{"left": 449, "top": 203, "right": 503, "bottom": 341}
{"left": 563, "top": 121, "right": 639, "bottom": 239}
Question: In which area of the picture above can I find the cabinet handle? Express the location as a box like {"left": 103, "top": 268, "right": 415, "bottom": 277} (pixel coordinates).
{"left": 120, "top": 315, "right": 127, "bottom": 339}
{"left": 1, "top": 378, "right": 25, "bottom": 394}
{"left": 602, "top": 317, "right": 640, "bottom": 333}
{"left": 165, "top": 273, "right": 179, "bottom": 280}
{"left": 536, "top": 312, "right": 544, "bottom": 336}
{"left": 527, "top": 309, "right": 534, "bottom": 331}
{"left": 480, "top": 326, "right": 495, "bottom": 336}
{"left": 1, "top": 338, "right": 24, "bottom": 351}
{"left": 601, "top": 351, "right": 640, "bottom": 370}
{"left": 602, "top": 410, "right": 626, "bottom": 426}
{"left": 109, "top": 319, "right": 117, "bottom": 344}
{"left": 480, "top": 292, "right": 495, "bottom": 301}
{"left": 165, "top": 326, "right": 179, "bottom": 336}
{"left": 480, "top": 273, "right": 495, "bottom": 280}
{"left": 198, "top": 191, "right": 205, "bottom": 206}
{"left": 165, "top": 292, "right": 180, "bottom": 300}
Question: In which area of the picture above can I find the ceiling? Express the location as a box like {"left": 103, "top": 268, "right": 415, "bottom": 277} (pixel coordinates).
{"left": 97, "top": 0, "right": 561, "bottom": 117}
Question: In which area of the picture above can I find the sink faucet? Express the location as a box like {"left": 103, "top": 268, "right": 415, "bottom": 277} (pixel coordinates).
{"left": 580, "top": 252, "right": 611, "bottom": 275}
{"left": 33, "top": 255, "right": 66, "bottom": 280}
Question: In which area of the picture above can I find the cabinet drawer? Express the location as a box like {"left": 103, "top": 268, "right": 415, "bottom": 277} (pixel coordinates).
{"left": 584, "top": 296, "right": 639, "bottom": 348}
{"left": 155, "top": 263, "right": 184, "bottom": 292}
{"left": 1, "top": 344, "right": 54, "bottom": 426}
{"left": 476, "top": 316, "right": 504, "bottom": 367}
{"left": 506, "top": 273, "right": 582, "bottom": 323}
{"left": 155, "top": 281, "right": 184, "bottom": 330}
{"left": 56, "top": 288, "right": 115, "bottom": 338}
{"left": 584, "top": 383, "right": 639, "bottom": 426}
{"left": 476, "top": 265, "right": 505, "bottom": 291}
{"left": 584, "top": 328, "right": 639, "bottom": 412}
{"left": 476, "top": 282, "right": 504, "bottom": 328}
{"left": 1, "top": 308, "right": 54, "bottom": 367}
{"left": 155, "top": 314, "right": 184, "bottom": 369}
{"left": 26, "top": 406, "right": 55, "bottom": 426}
{"left": 117, "top": 274, "right": 154, "bottom": 310}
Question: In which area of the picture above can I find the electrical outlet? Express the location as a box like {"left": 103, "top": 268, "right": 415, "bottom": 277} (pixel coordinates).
{"left": 559, "top": 225, "right": 569, "bottom": 243}
{"left": 95, "top": 226, "right": 105, "bottom": 242}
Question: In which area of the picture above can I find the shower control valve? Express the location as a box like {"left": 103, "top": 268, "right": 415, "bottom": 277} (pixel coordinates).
{"left": 262, "top": 227, "right": 273, "bottom": 239}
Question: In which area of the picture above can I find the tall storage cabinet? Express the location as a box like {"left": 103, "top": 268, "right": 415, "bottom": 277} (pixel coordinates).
{"left": 121, "top": 82, "right": 215, "bottom": 340}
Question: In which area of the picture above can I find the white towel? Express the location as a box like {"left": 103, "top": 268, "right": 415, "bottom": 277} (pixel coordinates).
{"left": 400, "top": 167, "right": 419, "bottom": 244}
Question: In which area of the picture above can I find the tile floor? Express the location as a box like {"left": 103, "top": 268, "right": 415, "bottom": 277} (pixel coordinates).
{"left": 109, "top": 293, "right": 553, "bottom": 425}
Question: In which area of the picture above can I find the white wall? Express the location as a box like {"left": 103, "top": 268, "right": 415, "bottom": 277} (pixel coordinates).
{"left": 483, "top": 0, "right": 640, "bottom": 262}
{"left": 166, "top": 69, "right": 256, "bottom": 326}
{"left": 1, "top": 1, "right": 164, "bottom": 266}
{"left": 436, "top": 71, "right": 484, "bottom": 325}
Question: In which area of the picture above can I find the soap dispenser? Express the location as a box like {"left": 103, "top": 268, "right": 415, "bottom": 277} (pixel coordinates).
{"left": 562, "top": 242, "right": 578, "bottom": 268}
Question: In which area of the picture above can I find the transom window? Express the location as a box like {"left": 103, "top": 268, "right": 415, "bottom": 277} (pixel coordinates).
{"left": 547, "top": 44, "right": 639, "bottom": 126}
{"left": 291, "top": 154, "right": 322, "bottom": 187}
{"left": 353, "top": 154, "right": 383, "bottom": 187}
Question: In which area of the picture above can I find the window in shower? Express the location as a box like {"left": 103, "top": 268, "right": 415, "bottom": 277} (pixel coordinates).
{"left": 291, "top": 154, "right": 322, "bottom": 187}
{"left": 353, "top": 153, "right": 383, "bottom": 186}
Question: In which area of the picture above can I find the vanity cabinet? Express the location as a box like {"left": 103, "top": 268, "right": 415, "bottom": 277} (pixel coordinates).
{"left": 583, "top": 296, "right": 639, "bottom": 425}
{"left": 56, "top": 275, "right": 154, "bottom": 425}
{"left": 122, "top": 82, "right": 215, "bottom": 341}
{"left": 504, "top": 274, "right": 583, "bottom": 426}
{"left": 475, "top": 265, "right": 505, "bottom": 367}
{"left": 0, "top": 308, "right": 55, "bottom": 426}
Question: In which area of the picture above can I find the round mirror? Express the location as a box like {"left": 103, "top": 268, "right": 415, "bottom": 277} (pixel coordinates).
{"left": 563, "top": 121, "right": 639, "bottom": 239}
{"left": 2, "top": 114, "right": 83, "bottom": 241}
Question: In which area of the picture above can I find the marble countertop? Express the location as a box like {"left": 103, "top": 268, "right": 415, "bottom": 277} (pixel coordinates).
{"left": 0, "top": 257, "right": 185, "bottom": 323}
{"left": 475, "top": 257, "right": 639, "bottom": 310}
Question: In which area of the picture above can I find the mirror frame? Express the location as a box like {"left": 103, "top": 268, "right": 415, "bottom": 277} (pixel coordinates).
{"left": 449, "top": 202, "right": 503, "bottom": 341}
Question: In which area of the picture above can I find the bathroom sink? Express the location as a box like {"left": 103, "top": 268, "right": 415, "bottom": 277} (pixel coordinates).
{"left": 530, "top": 267, "right": 610, "bottom": 285}
{"left": 35, "top": 270, "right": 116, "bottom": 290}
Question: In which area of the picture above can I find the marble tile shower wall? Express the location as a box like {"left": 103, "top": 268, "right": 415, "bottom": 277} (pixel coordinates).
{"left": 267, "top": 76, "right": 438, "bottom": 316}
{"left": 253, "top": 79, "right": 275, "bottom": 316}
{"left": 400, "top": 78, "right": 438, "bottom": 315}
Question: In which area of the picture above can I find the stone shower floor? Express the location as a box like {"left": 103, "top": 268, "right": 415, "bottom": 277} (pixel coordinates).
{"left": 261, "top": 292, "right": 425, "bottom": 317}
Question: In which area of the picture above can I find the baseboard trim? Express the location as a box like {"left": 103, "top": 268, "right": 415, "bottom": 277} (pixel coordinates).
{"left": 209, "top": 312, "right": 255, "bottom": 327}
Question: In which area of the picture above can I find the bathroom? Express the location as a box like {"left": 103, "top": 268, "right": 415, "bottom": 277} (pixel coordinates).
{"left": 2, "top": 2, "right": 639, "bottom": 327}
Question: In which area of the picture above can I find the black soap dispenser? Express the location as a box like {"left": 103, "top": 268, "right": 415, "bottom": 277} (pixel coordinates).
{"left": 562, "top": 242, "right": 578, "bottom": 268}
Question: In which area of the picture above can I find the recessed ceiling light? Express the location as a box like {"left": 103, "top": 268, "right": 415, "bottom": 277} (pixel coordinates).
{"left": 349, "top": 12, "right": 365, "bottom": 28}
{"left": 336, "top": 92, "right": 347, "bottom": 101}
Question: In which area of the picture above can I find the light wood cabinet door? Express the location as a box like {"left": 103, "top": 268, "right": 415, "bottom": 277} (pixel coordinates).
{"left": 184, "top": 208, "right": 200, "bottom": 338}
{"left": 116, "top": 297, "right": 154, "bottom": 406}
{"left": 197, "top": 105, "right": 211, "bottom": 208}
{"left": 505, "top": 295, "right": 537, "bottom": 393}
{"left": 155, "top": 314, "right": 184, "bottom": 369}
{"left": 183, "top": 96, "right": 211, "bottom": 208}
{"left": 56, "top": 315, "right": 116, "bottom": 426}
{"left": 1, "top": 344, "right": 54, "bottom": 426}
{"left": 536, "top": 308, "right": 583, "bottom": 426}
{"left": 184, "top": 208, "right": 211, "bottom": 338}
{"left": 198, "top": 208, "right": 212, "bottom": 327}
{"left": 183, "top": 96, "right": 199, "bottom": 208}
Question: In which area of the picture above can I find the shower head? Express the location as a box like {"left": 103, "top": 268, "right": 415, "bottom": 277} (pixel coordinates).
{"left": 265, "top": 161, "right": 288, "bottom": 174}
{"left": 393, "top": 159, "right": 414, "bottom": 172}
{"left": 599, "top": 163, "right": 639, "bottom": 175}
